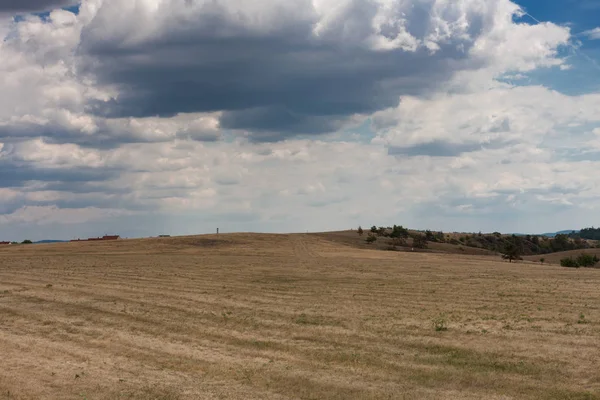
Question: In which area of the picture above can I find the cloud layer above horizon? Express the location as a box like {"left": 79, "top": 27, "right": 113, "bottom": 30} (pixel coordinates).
{"left": 1, "top": 0, "right": 599, "bottom": 240}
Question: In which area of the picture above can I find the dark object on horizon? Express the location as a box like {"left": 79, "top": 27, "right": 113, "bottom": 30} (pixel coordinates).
{"left": 159, "top": 235, "right": 171, "bottom": 238}
{"left": 70, "top": 235, "right": 120, "bottom": 242}
{"left": 539, "top": 230, "right": 579, "bottom": 238}
{"left": 575, "top": 227, "right": 600, "bottom": 241}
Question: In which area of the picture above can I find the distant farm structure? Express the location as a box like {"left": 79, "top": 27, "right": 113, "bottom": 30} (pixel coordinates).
{"left": 71, "top": 235, "right": 121, "bottom": 242}
{"left": 0, "top": 241, "right": 10, "bottom": 245}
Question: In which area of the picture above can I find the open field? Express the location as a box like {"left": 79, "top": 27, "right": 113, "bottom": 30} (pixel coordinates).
{"left": 1, "top": 234, "right": 600, "bottom": 399}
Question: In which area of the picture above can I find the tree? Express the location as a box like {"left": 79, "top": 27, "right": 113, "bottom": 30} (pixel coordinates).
{"left": 412, "top": 234, "right": 428, "bottom": 249}
{"left": 357, "top": 226, "right": 364, "bottom": 236}
{"left": 576, "top": 253, "right": 599, "bottom": 268}
{"left": 560, "top": 253, "right": 599, "bottom": 268}
{"left": 370, "top": 226, "right": 378, "bottom": 233}
{"left": 435, "top": 231, "right": 445, "bottom": 242}
{"left": 552, "top": 234, "right": 570, "bottom": 252}
{"left": 366, "top": 234, "right": 377, "bottom": 244}
{"left": 502, "top": 241, "right": 521, "bottom": 263}
{"left": 21, "top": 240, "right": 33, "bottom": 244}
{"left": 578, "top": 227, "right": 600, "bottom": 240}
{"left": 390, "top": 225, "right": 409, "bottom": 239}
{"left": 560, "top": 257, "right": 579, "bottom": 268}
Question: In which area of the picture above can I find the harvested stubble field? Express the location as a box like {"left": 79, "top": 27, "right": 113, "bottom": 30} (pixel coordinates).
{"left": 0, "top": 234, "right": 599, "bottom": 400}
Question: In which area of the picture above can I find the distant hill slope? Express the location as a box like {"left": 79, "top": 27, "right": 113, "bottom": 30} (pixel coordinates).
{"left": 538, "top": 230, "right": 579, "bottom": 238}
{"left": 312, "top": 229, "right": 600, "bottom": 259}
{"left": 523, "top": 248, "right": 600, "bottom": 265}
{"left": 310, "top": 230, "right": 498, "bottom": 257}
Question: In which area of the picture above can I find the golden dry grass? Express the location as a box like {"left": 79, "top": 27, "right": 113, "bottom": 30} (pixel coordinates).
{"left": 0, "top": 233, "right": 599, "bottom": 399}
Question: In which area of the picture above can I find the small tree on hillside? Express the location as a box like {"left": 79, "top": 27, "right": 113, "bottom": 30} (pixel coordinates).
{"left": 576, "top": 253, "right": 599, "bottom": 268}
{"left": 357, "top": 226, "right": 364, "bottom": 236}
{"left": 502, "top": 242, "right": 521, "bottom": 263}
{"left": 412, "top": 234, "right": 428, "bottom": 249}
{"left": 21, "top": 240, "right": 33, "bottom": 245}
{"left": 366, "top": 234, "right": 377, "bottom": 244}
{"left": 390, "top": 225, "right": 409, "bottom": 239}
{"left": 370, "top": 226, "right": 378, "bottom": 233}
{"left": 425, "top": 230, "right": 435, "bottom": 242}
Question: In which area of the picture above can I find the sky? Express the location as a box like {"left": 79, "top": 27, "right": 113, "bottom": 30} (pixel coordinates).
{"left": 1, "top": 0, "right": 600, "bottom": 241}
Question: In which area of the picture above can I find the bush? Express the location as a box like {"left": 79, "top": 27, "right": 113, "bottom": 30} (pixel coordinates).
{"left": 366, "top": 234, "right": 377, "bottom": 244}
{"left": 561, "top": 253, "right": 600, "bottom": 268}
{"left": 576, "top": 253, "right": 599, "bottom": 268}
{"left": 357, "top": 226, "right": 364, "bottom": 236}
{"left": 370, "top": 226, "right": 378, "bottom": 233}
{"left": 412, "top": 234, "right": 428, "bottom": 249}
{"left": 560, "top": 257, "right": 580, "bottom": 268}
{"left": 432, "top": 314, "right": 448, "bottom": 332}
{"left": 390, "top": 225, "right": 409, "bottom": 239}
{"left": 21, "top": 240, "right": 33, "bottom": 244}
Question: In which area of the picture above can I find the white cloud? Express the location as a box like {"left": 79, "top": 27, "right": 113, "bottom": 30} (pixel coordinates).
{"left": 583, "top": 27, "right": 600, "bottom": 40}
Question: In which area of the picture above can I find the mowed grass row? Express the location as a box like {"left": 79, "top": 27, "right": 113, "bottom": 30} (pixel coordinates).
{"left": 0, "top": 234, "right": 599, "bottom": 399}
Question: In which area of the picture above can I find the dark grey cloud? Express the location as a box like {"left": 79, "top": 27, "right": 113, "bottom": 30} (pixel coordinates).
{"left": 0, "top": 160, "right": 154, "bottom": 216}
{"left": 415, "top": 192, "right": 574, "bottom": 222}
{"left": 78, "top": 0, "right": 489, "bottom": 141}
{"left": 492, "top": 185, "right": 585, "bottom": 197}
{"left": 0, "top": 0, "right": 75, "bottom": 12}
{"left": 0, "top": 154, "right": 119, "bottom": 189}
{"left": 389, "top": 141, "right": 483, "bottom": 157}
{"left": 0, "top": 121, "right": 217, "bottom": 150}
{"left": 0, "top": 165, "right": 118, "bottom": 190}
{"left": 388, "top": 139, "right": 512, "bottom": 157}
{"left": 554, "top": 148, "right": 600, "bottom": 162}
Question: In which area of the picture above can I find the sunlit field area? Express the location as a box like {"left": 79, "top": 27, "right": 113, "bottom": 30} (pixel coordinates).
{"left": 1, "top": 234, "right": 599, "bottom": 399}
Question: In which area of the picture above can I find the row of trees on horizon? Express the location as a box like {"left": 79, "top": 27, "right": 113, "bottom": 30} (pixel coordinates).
{"left": 356, "top": 225, "right": 600, "bottom": 256}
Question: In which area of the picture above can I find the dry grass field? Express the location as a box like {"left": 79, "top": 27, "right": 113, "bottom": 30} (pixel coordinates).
{"left": 1, "top": 234, "right": 600, "bottom": 399}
